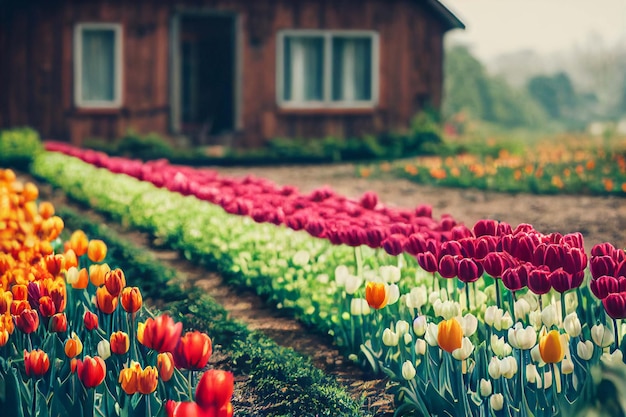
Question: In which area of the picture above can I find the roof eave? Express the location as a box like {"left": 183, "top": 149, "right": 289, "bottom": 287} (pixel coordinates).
{"left": 425, "top": 0, "right": 466, "bottom": 31}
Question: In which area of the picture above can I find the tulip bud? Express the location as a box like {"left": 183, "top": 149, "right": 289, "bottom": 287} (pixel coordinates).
{"left": 490, "top": 394, "right": 504, "bottom": 411}
{"left": 344, "top": 275, "right": 363, "bottom": 295}
{"left": 541, "top": 304, "right": 559, "bottom": 328}
{"left": 500, "top": 356, "right": 518, "bottom": 379}
{"left": 526, "top": 363, "right": 539, "bottom": 384}
{"left": 413, "top": 316, "right": 427, "bottom": 337}
{"left": 491, "top": 335, "right": 512, "bottom": 357}
{"left": 387, "top": 284, "right": 400, "bottom": 306}
{"left": 539, "top": 330, "right": 565, "bottom": 363}
{"left": 562, "top": 357, "right": 574, "bottom": 375}
{"left": 406, "top": 286, "right": 428, "bottom": 310}
{"left": 403, "top": 332, "right": 413, "bottom": 345}
{"left": 401, "top": 360, "right": 416, "bottom": 380}
{"left": 438, "top": 319, "right": 463, "bottom": 353}
{"left": 452, "top": 337, "right": 474, "bottom": 360}
{"left": 395, "top": 320, "right": 410, "bottom": 336}
{"left": 563, "top": 313, "right": 582, "bottom": 338}
{"left": 507, "top": 323, "right": 537, "bottom": 350}
{"left": 591, "top": 324, "right": 614, "bottom": 348}
{"left": 382, "top": 328, "right": 399, "bottom": 347}
{"left": 459, "top": 313, "right": 478, "bottom": 337}
{"left": 379, "top": 265, "right": 401, "bottom": 283}
{"left": 514, "top": 298, "right": 532, "bottom": 321}
{"left": 576, "top": 340, "right": 594, "bottom": 361}
{"left": 425, "top": 323, "right": 439, "bottom": 347}
{"left": 479, "top": 378, "right": 492, "bottom": 397}
{"left": 414, "top": 339, "right": 427, "bottom": 356}
{"left": 488, "top": 357, "right": 502, "bottom": 379}
{"left": 97, "top": 340, "right": 111, "bottom": 360}
{"left": 350, "top": 298, "right": 371, "bottom": 316}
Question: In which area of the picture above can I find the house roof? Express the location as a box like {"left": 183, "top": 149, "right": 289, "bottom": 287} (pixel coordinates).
{"left": 425, "top": 0, "right": 465, "bottom": 31}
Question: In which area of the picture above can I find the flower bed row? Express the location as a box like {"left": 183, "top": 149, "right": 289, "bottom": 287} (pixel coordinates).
{"left": 357, "top": 135, "right": 626, "bottom": 195}
{"left": 32, "top": 151, "right": 626, "bottom": 416}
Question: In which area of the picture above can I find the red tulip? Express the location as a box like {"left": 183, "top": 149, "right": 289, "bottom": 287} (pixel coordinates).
{"left": 24, "top": 349, "right": 50, "bottom": 378}
{"left": 457, "top": 258, "right": 483, "bottom": 283}
{"left": 77, "top": 356, "right": 106, "bottom": 388}
{"left": 16, "top": 309, "right": 39, "bottom": 334}
{"left": 49, "top": 313, "right": 67, "bottom": 333}
{"left": 141, "top": 314, "right": 183, "bottom": 353}
{"left": 604, "top": 292, "right": 626, "bottom": 319}
{"left": 527, "top": 267, "right": 552, "bottom": 295}
{"left": 502, "top": 263, "right": 530, "bottom": 291}
{"left": 590, "top": 275, "right": 624, "bottom": 300}
{"left": 195, "top": 370, "right": 234, "bottom": 409}
{"left": 173, "top": 331, "right": 213, "bottom": 370}
{"left": 438, "top": 254, "right": 458, "bottom": 279}
{"left": 417, "top": 251, "right": 438, "bottom": 273}
{"left": 550, "top": 268, "right": 584, "bottom": 293}
{"left": 590, "top": 256, "right": 616, "bottom": 280}
{"left": 84, "top": 311, "right": 99, "bottom": 330}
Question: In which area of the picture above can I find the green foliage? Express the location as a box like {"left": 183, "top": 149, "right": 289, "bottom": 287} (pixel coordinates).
{"left": 443, "top": 45, "right": 548, "bottom": 128}
{"left": 0, "top": 127, "right": 43, "bottom": 169}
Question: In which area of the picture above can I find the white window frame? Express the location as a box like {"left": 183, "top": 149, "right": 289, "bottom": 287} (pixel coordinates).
{"left": 276, "top": 30, "right": 379, "bottom": 109}
{"left": 74, "top": 23, "right": 123, "bottom": 109}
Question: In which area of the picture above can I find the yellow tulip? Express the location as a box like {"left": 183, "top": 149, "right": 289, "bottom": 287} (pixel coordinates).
{"left": 539, "top": 330, "right": 565, "bottom": 363}
{"left": 438, "top": 319, "right": 463, "bottom": 353}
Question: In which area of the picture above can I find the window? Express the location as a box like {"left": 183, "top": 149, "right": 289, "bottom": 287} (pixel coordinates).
{"left": 278, "top": 31, "right": 378, "bottom": 108}
{"left": 74, "top": 23, "right": 122, "bottom": 108}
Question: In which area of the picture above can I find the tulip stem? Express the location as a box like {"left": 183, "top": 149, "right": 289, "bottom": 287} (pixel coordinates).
{"left": 465, "top": 284, "right": 470, "bottom": 311}
{"left": 495, "top": 278, "right": 502, "bottom": 309}
{"left": 187, "top": 370, "right": 193, "bottom": 400}
{"left": 354, "top": 246, "right": 363, "bottom": 279}
{"left": 560, "top": 292, "right": 566, "bottom": 325}
{"left": 32, "top": 379, "right": 36, "bottom": 417}
{"left": 613, "top": 318, "right": 620, "bottom": 352}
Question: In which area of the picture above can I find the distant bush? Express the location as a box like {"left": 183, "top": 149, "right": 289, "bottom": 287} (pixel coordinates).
{"left": 0, "top": 127, "right": 43, "bottom": 169}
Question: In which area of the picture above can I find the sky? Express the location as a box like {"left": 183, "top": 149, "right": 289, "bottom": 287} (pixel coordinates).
{"left": 440, "top": 0, "right": 626, "bottom": 60}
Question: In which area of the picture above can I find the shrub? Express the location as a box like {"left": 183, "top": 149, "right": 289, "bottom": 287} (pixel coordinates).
{"left": 0, "top": 127, "right": 43, "bottom": 168}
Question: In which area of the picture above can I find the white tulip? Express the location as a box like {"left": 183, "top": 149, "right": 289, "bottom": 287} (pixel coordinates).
{"left": 563, "top": 313, "right": 582, "bottom": 338}
{"left": 413, "top": 316, "right": 427, "bottom": 337}
{"left": 404, "top": 333, "right": 413, "bottom": 345}
{"left": 591, "top": 324, "right": 614, "bottom": 348}
{"left": 488, "top": 357, "right": 502, "bottom": 379}
{"left": 576, "top": 340, "right": 594, "bottom": 361}
{"left": 528, "top": 310, "right": 543, "bottom": 330}
{"left": 292, "top": 250, "right": 310, "bottom": 266}
{"left": 514, "top": 298, "right": 531, "bottom": 321}
{"left": 500, "top": 356, "right": 518, "bottom": 379}
{"left": 541, "top": 304, "right": 559, "bottom": 328}
{"left": 452, "top": 337, "right": 475, "bottom": 361}
{"left": 497, "top": 311, "right": 514, "bottom": 331}
{"left": 490, "top": 393, "right": 504, "bottom": 411}
{"left": 507, "top": 322, "right": 537, "bottom": 350}
{"left": 395, "top": 320, "right": 410, "bottom": 336}
{"left": 562, "top": 357, "right": 574, "bottom": 375}
{"left": 350, "top": 298, "right": 371, "bottom": 316}
{"left": 65, "top": 266, "right": 79, "bottom": 285}
{"left": 97, "top": 340, "right": 111, "bottom": 360}
{"left": 484, "top": 306, "right": 499, "bottom": 327}
{"left": 460, "top": 313, "right": 478, "bottom": 337}
{"left": 601, "top": 349, "right": 624, "bottom": 367}
{"left": 382, "top": 328, "right": 399, "bottom": 347}
{"left": 530, "top": 344, "right": 544, "bottom": 365}
{"left": 380, "top": 265, "right": 401, "bottom": 283}
{"left": 543, "top": 370, "right": 553, "bottom": 389}
{"left": 402, "top": 360, "right": 417, "bottom": 380}
{"left": 406, "top": 286, "right": 428, "bottom": 310}
{"left": 480, "top": 378, "right": 492, "bottom": 397}
{"left": 491, "top": 335, "right": 512, "bottom": 357}
{"left": 344, "top": 274, "right": 363, "bottom": 295}
{"left": 526, "top": 364, "right": 539, "bottom": 384}
{"left": 387, "top": 284, "right": 400, "bottom": 305}
{"left": 428, "top": 290, "right": 441, "bottom": 305}
{"left": 415, "top": 339, "right": 427, "bottom": 356}
{"left": 425, "top": 323, "right": 439, "bottom": 347}
{"left": 335, "top": 265, "right": 350, "bottom": 286}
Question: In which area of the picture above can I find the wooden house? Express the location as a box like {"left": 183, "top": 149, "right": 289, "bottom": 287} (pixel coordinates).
{"left": 0, "top": 0, "right": 463, "bottom": 148}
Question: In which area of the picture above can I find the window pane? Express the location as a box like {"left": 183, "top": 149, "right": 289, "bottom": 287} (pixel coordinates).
{"left": 283, "top": 36, "right": 324, "bottom": 102}
{"left": 332, "top": 37, "right": 372, "bottom": 101}
{"left": 81, "top": 29, "right": 116, "bottom": 102}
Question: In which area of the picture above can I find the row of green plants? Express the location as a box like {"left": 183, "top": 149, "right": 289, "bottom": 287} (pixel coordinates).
{"left": 31, "top": 151, "right": 626, "bottom": 416}
{"left": 0, "top": 127, "right": 44, "bottom": 169}
{"left": 81, "top": 111, "right": 442, "bottom": 165}
{"left": 53, "top": 206, "right": 367, "bottom": 417}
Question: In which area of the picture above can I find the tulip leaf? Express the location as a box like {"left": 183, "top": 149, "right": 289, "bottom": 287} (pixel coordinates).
{"left": 0, "top": 365, "right": 25, "bottom": 417}
{"left": 359, "top": 343, "right": 380, "bottom": 374}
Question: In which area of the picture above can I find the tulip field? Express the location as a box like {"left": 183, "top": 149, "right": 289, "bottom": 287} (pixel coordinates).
{"left": 2, "top": 130, "right": 626, "bottom": 416}
{"left": 357, "top": 134, "right": 626, "bottom": 196}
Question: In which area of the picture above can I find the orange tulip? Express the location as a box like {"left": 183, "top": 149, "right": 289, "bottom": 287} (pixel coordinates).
{"left": 87, "top": 239, "right": 107, "bottom": 262}
{"left": 24, "top": 349, "right": 49, "bottom": 378}
{"left": 437, "top": 319, "right": 463, "bottom": 353}
{"left": 65, "top": 333, "right": 83, "bottom": 358}
{"left": 1, "top": 313, "right": 14, "bottom": 334}
{"left": 69, "top": 230, "right": 89, "bottom": 256}
{"left": 15, "top": 309, "right": 39, "bottom": 334}
{"left": 89, "top": 263, "right": 110, "bottom": 287}
{"left": 195, "top": 369, "right": 235, "bottom": 409}
{"left": 0, "top": 290, "right": 12, "bottom": 314}
{"left": 12, "top": 284, "right": 27, "bottom": 301}
{"left": 173, "top": 331, "right": 212, "bottom": 370}
{"left": 22, "top": 182, "right": 39, "bottom": 201}
{"left": 84, "top": 311, "right": 99, "bottom": 331}
{"left": 104, "top": 268, "right": 126, "bottom": 297}
{"left": 157, "top": 352, "right": 175, "bottom": 382}
{"left": 140, "top": 314, "right": 183, "bottom": 353}
{"left": 121, "top": 287, "right": 142, "bottom": 313}
{"left": 0, "top": 330, "right": 9, "bottom": 347}
{"left": 10, "top": 299, "right": 29, "bottom": 316}
{"left": 137, "top": 366, "right": 159, "bottom": 394}
{"left": 119, "top": 363, "right": 140, "bottom": 394}
{"left": 539, "top": 330, "right": 565, "bottom": 363}
{"left": 96, "top": 286, "right": 118, "bottom": 315}
{"left": 70, "top": 267, "right": 89, "bottom": 290}
{"left": 110, "top": 331, "right": 130, "bottom": 355}
{"left": 64, "top": 249, "right": 78, "bottom": 269}
{"left": 77, "top": 356, "right": 106, "bottom": 388}
{"left": 70, "top": 358, "right": 79, "bottom": 374}
{"left": 38, "top": 201, "right": 55, "bottom": 219}
{"left": 365, "top": 281, "right": 389, "bottom": 309}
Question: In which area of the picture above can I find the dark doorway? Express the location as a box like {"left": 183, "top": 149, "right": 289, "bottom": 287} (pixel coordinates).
{"left": 178, "top": 14, "right": 235, "bottom": 139}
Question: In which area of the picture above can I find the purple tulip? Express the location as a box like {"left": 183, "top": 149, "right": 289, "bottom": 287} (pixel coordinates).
{"left": 527, "top": 266, "right": 552, "bottom": 295}
{"left": 457, "top": 258, "right": 483, "bottom": 283}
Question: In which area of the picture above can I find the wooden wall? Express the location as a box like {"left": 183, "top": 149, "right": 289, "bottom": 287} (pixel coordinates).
{"left": 0, "top": 0, "right": 449, "bottom": 147}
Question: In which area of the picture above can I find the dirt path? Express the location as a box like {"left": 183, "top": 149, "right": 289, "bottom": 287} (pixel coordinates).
{"left": 213, "top": 164, "right": 626, "bottom": 253}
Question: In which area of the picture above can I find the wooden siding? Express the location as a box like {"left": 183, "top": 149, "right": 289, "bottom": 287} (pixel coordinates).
{"left": 0, "top": 0, "right": 449, "bottom": 147}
